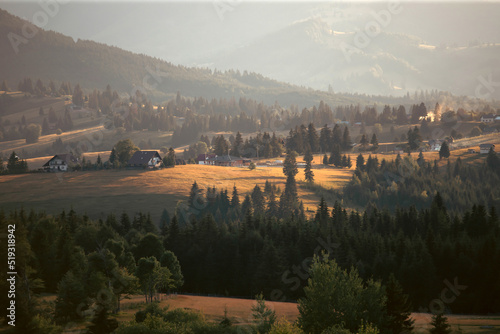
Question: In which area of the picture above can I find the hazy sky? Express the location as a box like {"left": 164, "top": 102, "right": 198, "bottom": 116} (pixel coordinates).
{"left": 1, "top": 0, "right": 499, "bottom": 97}
{"left": 1, "top": 1, "right": 499, "bottom": 66}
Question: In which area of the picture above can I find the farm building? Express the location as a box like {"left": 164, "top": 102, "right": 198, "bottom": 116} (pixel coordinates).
{"left": 206, "top": 155, "right": 244, "bottom": 167}
{"left": 127, "top": 150, "right": 162, "bottom": 169}
{"left": 197, "top": 154, "right": 216, "bottom": 165}
{"left": 393, "top": 147, "right": 404, "bottom": 154}
{"left": 43, "top": 154, "right": 80, "bottom": 172}
{"left": 480, "top": 144, "right": 495, "bottom": 154}
{"left": 428, "top": 139, "right": 443, "bottom": 151}
{"left": 481, "top": 113, "right": 496, "bottom": 123}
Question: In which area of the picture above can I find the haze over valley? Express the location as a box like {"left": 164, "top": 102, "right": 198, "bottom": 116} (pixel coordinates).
{"left": 1, "top": 2, "right": 500, "bottom": 334}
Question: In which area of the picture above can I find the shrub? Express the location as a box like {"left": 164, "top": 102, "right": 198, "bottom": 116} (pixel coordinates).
{"left": 163, "top": 308, "right": 204, "bottom": 325}
{"left": 135, "top": 302, "right": 168, "bottom": 323}
{"left": 270, "top": 317, "right": 304, "bottom": 334}
{"left": 321, "top": 325, "right": 352, "bottom": 334}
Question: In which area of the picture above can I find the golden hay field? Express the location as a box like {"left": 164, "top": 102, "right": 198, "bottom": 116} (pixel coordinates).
{"left": 122, "top": 295, "right": 500, "bottom": 334}
{"left": 116, "top": 294, "right": 299, "bottom": 325}
{"left": 3, "top": 135, "right": 499, "bottom": 223}
{"left": 2, "top": 293, "right": 498, "bottom": 333}
{"left": 63, "top": 294, "right": 500, "bottom": 333}
{"left": 119, "top": 295, "right": 500, "bottom": 333}
{"left": 0, "top": 161, "right": 352, "bottom": 222}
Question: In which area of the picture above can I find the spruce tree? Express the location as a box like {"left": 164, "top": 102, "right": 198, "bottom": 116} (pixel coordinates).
{"left": 264, "top": 180, "right": 273, "bottom": 194}
{"left": 188, "top": 181, "right": 203, "bottom": 210}
{"left": 315, "top": 196, "right": 329, "bottom": 224}
{"left": 165, "top": 147, "right": 176, "bottom": 167}
{"left": 266, "top": 191, "right": 278, "bottom": 217}
{"left": 323, "top": 154, "right": 329, "bottom": 165}
{"left": 251, "top": 185, "right": 266, "bottom": 214}
{"left": 231, "top": 185, "right": 240, "bottom": 208}
{"left": 439, "top": 141, "right": 450, "bottom": 159}
{"left": 307, "top": 123, "right": 320, "bottom": 152}
{"left": 320, "top": 124, "right": 332, "bottom": 152}
{"left": 417, "top": 151, "right": 425, "bottom": 167}
{"left": 329, "top": 144, "right": 341, "bottom": 166}
{"left": 232, "top": 131, "right": 243, "bottom": 156}
{"left": 371, "top": 133, "right": 379, "bottom": 150}
{"left": 341, "top": 155, "right": 348, "bottom": 168}
{"left": 109, "top": 148, "right": 117, "bottom": 166}
{"left": 429, "top": 313, "right": 451, "bottom": 334}
{"left": 356, "top": 154, "right": 365, "bottom": 172}
{"left": 241, "top": 194, "right": 252, "bottom": 215}
{"left": 281, "top": 151, "right": 299, "bottom": 215}
{"left": 385, "top": 274, "right": 414, "bottom": 334}
{"left": 304, "top": 149, "right": 314, "bottom": 183}
{"left": 407, "top": 126, "right": 422, "bottom": 151}
{"left": 342, "top": 126, "right": 352, "bottom": 151}
{"left": 7, "top": 151, "right": 28, "bottom": 173}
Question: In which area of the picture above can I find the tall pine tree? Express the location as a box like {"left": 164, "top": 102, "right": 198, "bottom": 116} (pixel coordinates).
{"left": 304, "top": 150, "right": 314, "bottom": 183}
{"left": 385, "top": 274, "right": 414, "bottom": 334}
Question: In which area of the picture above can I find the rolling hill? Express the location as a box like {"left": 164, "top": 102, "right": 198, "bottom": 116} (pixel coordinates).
{"left": 0, "top": 9, "right": 374, "bottom": 108}
{"left": 3, "top": 8, "right": 488, "bottom": 111}
{"left": 205, "top": 15, "right": 500, "bottom": 98}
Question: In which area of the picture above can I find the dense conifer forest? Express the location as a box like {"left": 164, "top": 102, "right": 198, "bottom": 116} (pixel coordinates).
{"left": 1, "top": 176, "right": 499, "bottom": 331}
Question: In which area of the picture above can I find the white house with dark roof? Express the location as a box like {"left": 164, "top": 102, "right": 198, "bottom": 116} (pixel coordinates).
{"left": 127, "top": 151, "right": 162, "bottom": 169}
{"left": 428, "top": 139, "right": 443, "bottom": 151}
{"left": 481, "top": 113, "right": 496, "bottom": 123}
{"left": 43, "top": 154, "right": 79, "bottom": 172}
{"left": 480, "top": 144, "right": 495, "bottom": 154}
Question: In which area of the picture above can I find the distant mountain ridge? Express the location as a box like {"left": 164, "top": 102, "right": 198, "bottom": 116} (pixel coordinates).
{"left": 203, "top": 15, "right": 500, "bottom": 99}
{"left": 0, "top": 9, "right": 364, "bottom": 108}
{"left": 0, "top": 8, "right": 496, "bottom": 109}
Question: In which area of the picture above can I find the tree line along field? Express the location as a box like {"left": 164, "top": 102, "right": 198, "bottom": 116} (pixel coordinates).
{"left": 0, "top": 162, "right": 349, "bottom": 223}
{"left": 2, "top": 91, "right": 498, "bottom": 163}
{"left": 20, "top": 294, "right": 500, "bottom": 333}
{"left": 2, "top": 142, "right": 498, "bottom": 224}
{"left": 116, "top": 295, "right": 500, "bottom": 334}
{"left": 0, "top": 132, "right": 499, "bottom": 332}
{"left": 0, "top": 95, "right": 175, "bottom": 159}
